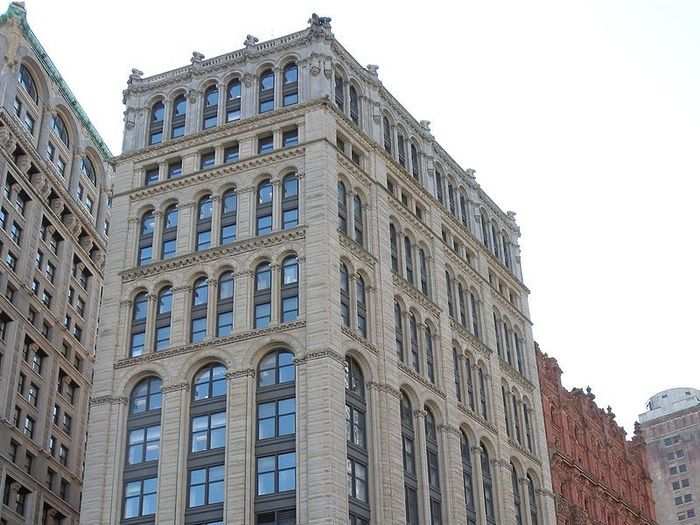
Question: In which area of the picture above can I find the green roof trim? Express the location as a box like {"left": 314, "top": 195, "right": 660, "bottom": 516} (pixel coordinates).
{"left": 1, "top": 2, "right": 113, "bottom": 158}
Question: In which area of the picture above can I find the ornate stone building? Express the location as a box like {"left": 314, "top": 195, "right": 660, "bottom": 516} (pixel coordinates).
{"left": 82, "top": 12, "right": 557, "bottom": 525}
{"left": 0, "top": 3, "right": 112, "bottom": 524}
{"left": 639, "top": 388, "right": 700, "bottom": 525}
{"left": 536, "top": 347, "right": 657, "bottom": 525}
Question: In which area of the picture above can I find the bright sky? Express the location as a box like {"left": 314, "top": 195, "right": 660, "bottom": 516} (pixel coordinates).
{"left": 15, "top": 0, "right": 700, "bottom": 434}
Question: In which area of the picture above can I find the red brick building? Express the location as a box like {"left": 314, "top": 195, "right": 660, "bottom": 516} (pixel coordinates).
{"left": 537, "top": 345, "right": 657, "bottom": 525}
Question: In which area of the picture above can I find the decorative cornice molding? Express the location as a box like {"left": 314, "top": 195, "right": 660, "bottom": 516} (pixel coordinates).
{"left": 341, "top": 325, "right": 378, "bottom": 355}
{"left": 336, "top": 151, "right": 373, "bottom": 188}
{"left": 457, "top": 402, "right": 498, "bottom": 436}
{"left": 89, "top": 395, "right": 127, "bottom": 407}
{"left": 366, "top": 381, "right": 401, "bottom": 399}
{"left": 226, "top": 368, "right": 256, "bottom": 380}
{"left": 391, "top": 273, "right": 440, "bottom": 319}
{"left": 338, "top": 233, "right": 376, "bottom": 268}
{"left": 161, "top": 382, "right": 189, "bottom": 393}
{"left": 295, "top": 349, "right": 345, "bottom": 366}
{"left": 506, "top": 438, "right": 542, "bottom": 466}
{"left": 397, "top": 362, "right": 446, "bottom": 400}
{"left": 114, "top": 319, "right": 306, "bottom": 369}
{"left": 491, "top": 282, "right": 532, "bottom": 325}
{"left": 450, "top": 319, "right": 491, "bottom": 356}
{"left": 387, "top": 195, "right": 432, "bottom": 239}
{"left": 498, "top": 356, "right": 535, "bottom": 393}
{"left": 443, "top": 246, "right": 481, "bottom": 285}
{"left": 438, "top": 423, "right": 461, "bottom": 437}
{"left": 121, "top": 227, "right": 305, "bottom": 282}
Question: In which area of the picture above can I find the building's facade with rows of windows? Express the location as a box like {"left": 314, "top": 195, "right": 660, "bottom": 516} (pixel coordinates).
{"left": 82, "top": 13, "right": 557, "bottom": 525}
{"left": 0, "top": 3, "right": 112, "bottom": 524}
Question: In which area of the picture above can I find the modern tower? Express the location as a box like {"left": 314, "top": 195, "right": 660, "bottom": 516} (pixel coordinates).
{"left": 0, "top": 2, "right": 112, "bottom": 524}
{"left": 82, "top": 13, "right": 557, "bottom": 525}
{"left": 640, "top": 388, "right": 700, "bottom": 525}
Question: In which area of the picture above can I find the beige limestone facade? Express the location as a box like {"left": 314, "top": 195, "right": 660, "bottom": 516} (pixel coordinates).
{"left": 0, "top": 3, "right": 112, "bottom": 524}
{"left": 81, "top": 13, "right": 557, "bottom": 525}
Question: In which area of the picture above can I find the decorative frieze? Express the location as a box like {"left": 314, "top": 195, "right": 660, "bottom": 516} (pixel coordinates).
{"left": 338, "top": 233, "right": 376, "bottom": 268}
{"left": 341, "top": 325, "right": 378, "bottom": 355}
{"left": 391, "top": 273, "right": 440, "bottom": 319}
{"left": 397, "top": 362, "right": 446, "bottom": 400}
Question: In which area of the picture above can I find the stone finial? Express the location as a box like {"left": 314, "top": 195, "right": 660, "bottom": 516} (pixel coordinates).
{"left": 308, "top": 13, "right": 332, "bottom": 35}
{"left": 419, "top": 120, "right": 431, "bottom": 132}
{"left": 128, "top": 69, "right": 143, "bottom": 85}
{"left": 465, "top": 168, "right": 476, "bottom": 178}
{"left": 191, "top": 51, "right": 205, "bottom": 64}
{"left": 366, "top": 64, "right": 379, "bottom": 78}
{"left": 244, "top": 34, "right": 259, "bottom": 48}
{"left": 507, "top": 210, "right": 517, "bottom": 221}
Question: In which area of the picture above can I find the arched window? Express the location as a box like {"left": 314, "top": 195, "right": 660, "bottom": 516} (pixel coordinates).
{"left": 528, "top": 475, "right": 539, "bottom": 525}
{"left": 410, "top": 143, "right": 420, "bottom": 179}
{"left": 138, "top": 210, "right": 155, "bottom": 265}
{"left": 81, "top": 157, "right": 97, "bottom": 185}
{"left": 256, "top": 180, "right": 273, "bottom": 235}
{"left": 503, "top": 233, "right": 513, "bottom": 270}
{"left": 349, "top": 85, "right": 359, "bottom": 125}
{"left": 404, "top": 237, "right": 414, "bottom": 284}
{"left": 425, "top": 408, "right": 442, "bottom": 523}
{"left": 171, "top": 94, "right": 187, "bottom": 138}
{"left": 282, "top": 174, "right": 299, "bottom": 230}
{"left": 356, "top": 276, "right": 367, "bottom": 338}
{"left": 226, "top": 78, "right": 242, "bottom": 122}
{"left": 254, "top": 262, "right": 272, "bottom": 328}
{"left": 479, "top": 213, "right": 490, "bottom": 249}
{"left": 130, "top": 292, "right": 148, "bottom": 357}
{"left": 161, "top": 204, "right": 177, "bottom": 259}
{"left": 18, "top": 65, "right": 38, "bottom": 103}
{"left": 337, "top": 182, "right": 348, "bottom": 234}
{"left": 435, "top": 170, "right": 444, "bottom": 205}
{"left": 513, "top": 394, "right": 523, "bottom": 445}
{"left": 409, "top": 314, "right": 420, "bottom": 373}
{"left": 216, "top": 272, "right": 235, "bottom": 337}
{"left": 335, "top": 73, "right": 345, "bottom": 111}
{"left": 193, "top": 364, "right": 226, "bottom": 400}
{"left": 458, "top": 283, "right": 467, "bottom": 327}
{"left": 465, "top": 357, "right": 476, "bottom": 411}
{"left": 478, "top": 367, "right": 489, "bottom": 420}
{"left": 512, "top": 464, "right": 524, "bottom": 525}
{"left": 504, "top": 322, "right": 514, "bottom": 366}
{"left": 389, "top": 224, "right": 399, "bottom": 272}
{"left": 149, "top": 101, "right": 164, "bottom": 145}
{"left": 401, "top": 393, "right": 419, "bottom": 525}
{"left": 469, "top": 291, "right": 481, "bottom": 339}
{"left": 259, "top": 69, "right": 275, "bottom": 113}
{"left": 394, "top": 302, "right": 404, "bottom": 362}
{"left": 202, "top": 85, "right": 219, "bottom": 129}
{"left": 491, "top": 223, "right": 501, "bottom": 259}
{"left": 196, "top": 195, "right": 212, "bottom": 251}
{"left": 523, "top": 402, "right": 534, "bottom": 453}
{"left": 460, "top": 191, "right": 469, "bottom": 227}
{"left": 397, "top": 132, "right": 406, "bottom": 167}
{"left": 124, "top": 376, "right": 161, "bottom": 520}
{"left": 419, "top": 248, "right": 429, "bottom": 296}
{"left": 283, "top": 63, "right": 298, "bottom": 106}
{"left": 340, "top": 263, "right": 350, "bottom": 328}
{"left": 502, "top": 387, "right": 512, "bottom": 438}
{"left": 424, "top": 324, "right": 436, "bottom": 382}
{"left": 346, "top": 357, "right": 368, "bottom": 522}
{"left": 221, "top": 189, "right": 237, "bottom": 245}
{"left": 190, "top": 278, "right": 208, "bottom": 343}
{"left": 453, "top": 348, "right": 462, "bottom": 402}
{"left": 350, "top": 195, "right": 363, "bottom": 246}
{"left": 51, "top": 114, "right": 69, "bottom": 147}
{"left": 383, "top": 116, "right": 392, "bottom": 154}
{"left": 481, "top": 444, "right": 496, "bottom": 524}
{"left": 445, "top": 271, "right": 455, "bottom": 317}
{"left": 461, "top": 433, "right": 477, "bottom": 525}
{"left": 130, "top": 377, "right": 162, "bottom": 415}
{"left": 155, "top": 287, "right": 172, "bottom": 351}
{"left": 493, "top": 313, "right": 504, "bottom": 359}
{"left": 256, "top": 350, "right": 296, "bottom": 523}
{"left": 281, "top": 256, "right": 299, "bottom": 323}
{"left": 448, "top": 183, "right": 456, "bottom": 216}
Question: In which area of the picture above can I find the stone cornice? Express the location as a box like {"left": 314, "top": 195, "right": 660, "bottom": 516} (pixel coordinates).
{"left": 490, "top": 286, "right": 532, "bottom": 326}
{"left": 114, "top": 319, "right": 305, "bottom": 369}
{"left": 387, "top": 193, "right": 432, "bottom": 239}
{"left": 89, "top": 395, "right": 127, "bottom": 407}
{"left": 226, "top": 368, "right": 255, "bottom": 380}
{"left": 506, "top": 438, "right": 541, "bottom": 466}
{"left": 450, "top": 319, "right": 491, "bottom": 357}
{"left": 341, "top": 326, "right": 378, "bottom": 355}
{"left": 338, "top": 233, "right": 376, "bottom": 268}
{"left": 295, "top": 349, "right": 345, "bottom": 366}
{"left": 442, "top": 245, "right": 481, "bottom": 284}
{"left": 120, "top": 227, "right": 305, "bottom": 282}
{"left": 391, "top": 273, "right": 440, "bottom": 319}
{"left": 366, "top": 381, "right": 401, "bottom": 399}
{"left": 125, "top": 147, "right": 306, "bottom": 201}
{"left": 498, "top": 356, "right": 535, "bottom": 393}
{"left": 457, "top": 402, "right": 498, "bottom": 436}
{"left": 397, "top": 362, "right": 446, "bottom": 400}
{"left": 336, "top": 150, "right": 373, "bottom": 188}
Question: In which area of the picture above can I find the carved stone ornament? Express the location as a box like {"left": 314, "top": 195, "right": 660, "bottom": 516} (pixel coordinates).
{"left": 191, "top": 51, "right": 205, "bottom": 64}
{"left": 128, "top": 68, "right": 144, "bottom": 85}
{"left": 366, "top": 64, "right": 379, "bottom": 77}
{"left": 308, "top": 13, "right": 332, "bottom": 37}
{"left": 244, "top": 34, "right": 259, "bottom": 48}
{"left": 242, "top": 72, "right": 254, "bottom": 88}
{"left": 310, "top": 64, "right": 321, "bottom": 77}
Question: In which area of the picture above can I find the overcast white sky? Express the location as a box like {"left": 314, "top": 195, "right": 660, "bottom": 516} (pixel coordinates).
{"left": 14, "top": 0, "right": 700, "bottom": 434}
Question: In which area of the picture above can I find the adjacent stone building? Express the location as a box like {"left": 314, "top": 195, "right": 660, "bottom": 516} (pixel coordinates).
{"left": 0, "top": 3, "right": 112, "bottom": 524}
{"left": 639, "top": 388, "right": 700, "bottom": 525}
{"left": 537, "top": 347, "right": 657, "bottom": 525}
{"left": 40, "top": 11, "right": 559, "bottom": 525}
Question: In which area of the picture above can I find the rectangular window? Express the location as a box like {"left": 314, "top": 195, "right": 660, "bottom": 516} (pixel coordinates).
{"left": 191, "top": 412, "right": 226, "bottom": 452}
{"left": 189, "top": 465, "right": 225, "bottom": 507}
{"left": 224, "top": 143, "right": 239, "bottom": 163}
{"left": 200, "top": 151, "right": 215, "bottom": 169}
{"left": 258, "top": 398, "right": 296, "bottom": 439}
{"left": 127, "top": 425, "right": 161, "bottom": 464}
{"left": 167, "top": 160, "right": 182, "bottom": 179}
{"left": 257, "top": 452, "right": 296, "bottom": 495}
{"left": 255, "top": 303, "right": 271, "bottom": 329}
{"left": 191, "top": 317, "right": 207, "bottom": 343}
{"left": 258, "top": 134, "right": 274, "bottom": 154}
{"left": 144, "top": 167, "right": 159, "bottom": 186}
{"left": 257, "top": 215, "right": 272, "bottom": 236}
{"left": 123, "top": 477, "right": 157, "bottom": 519}
{"left": 24, "top": 112, "right": 35, "bottom": 134}
{"left": 283, "top": 128, "right": 298, "bottom": 148}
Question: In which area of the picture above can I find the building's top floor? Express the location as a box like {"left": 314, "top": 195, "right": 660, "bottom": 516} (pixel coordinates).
{"left": 118, "top": 13, "right": 521, "bottom": 241}
{"left": 640, "top": 388, "right": 700, "bottom": 425}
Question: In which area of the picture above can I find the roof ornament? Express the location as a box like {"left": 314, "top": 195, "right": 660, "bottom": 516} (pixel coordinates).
{"left": 127, "top": 69, "right": 143, "bottom": 85}
{"left": 366, "top": 64, "right": 379, "bottom": 78}
{"left": 244, "top": 35, "right": 259, "bottom": 49}
{"left": 308, "top": 13, "right": 332, "bottom": 36}
{"left": 191, "top": 51, "right": 205, "bottom": 64}
{"left": 420, "top": 120, "right": 431, "bottom": 133}
{"left": 465, "top": 168, "right": 476, "bottom": 179}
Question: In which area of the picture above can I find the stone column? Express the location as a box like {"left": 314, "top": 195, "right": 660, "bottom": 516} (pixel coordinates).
{"left": 270, "top": 264, "right": 280, "bottom": 326}
{"left": 211, "top": 195, "right": 222, "bottom": 247}
{"left": 170, "top": 285, "right": 190, "bottom": 347}
{"left": 271, "top": 180, "right": 282, "bottom": 232}
{"left": 206, "top": 278, "right": 218, "bottom": 339}
{"left": 237, "top": 186, "right": 253, "bottom": 240}
{"left": 176, "top": 202, "right": 194, "bottom": 254}
{"left": 144, "top": 294, "right": 157, "bottom": 353}
{"left": 472, "top": 446, "right": 487, "bottom": 524}
{"left": 234, "top": 271, "right": 250, "bottom": 332}
{"left": 441, "top": 424, "right": 466, "bottom": 524}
